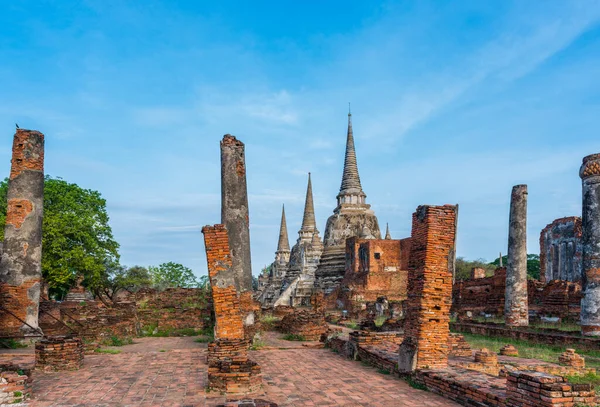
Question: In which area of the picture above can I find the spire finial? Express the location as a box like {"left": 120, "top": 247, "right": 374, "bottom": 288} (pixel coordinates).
{"left": 348, "top": 102, "right": 351, "bottom": 116}
{"left": 300, "top": 173, "right": 317, "bottom": 233}
{"left": 385, "top": 223, "right": 391, "bottom": 240}
{"left": 276, "top": 204, "right": 290, "bottom": 253}
{"left": 339, "top": 107, "right": 363, "bottom": 195}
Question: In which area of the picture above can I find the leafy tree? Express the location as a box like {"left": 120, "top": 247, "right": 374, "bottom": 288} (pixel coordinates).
{"left": 490, "top": 254, "right": 541, "bottom": 280}
{"left": 0, "top": 176, "right": 119, "bottom": 299}
{"left": 149, "top": 262, "right": 198, "bottom": 288}
{"left": 94, "top": 264, "right": 152, "bottom": 302}
{"left": 454, "top": 257, "right": 496, "bottom": 280}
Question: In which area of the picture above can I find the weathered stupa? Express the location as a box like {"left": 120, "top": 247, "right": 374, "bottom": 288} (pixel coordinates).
{"left": 314, "top": 111, "right": 381, "bottom": 294}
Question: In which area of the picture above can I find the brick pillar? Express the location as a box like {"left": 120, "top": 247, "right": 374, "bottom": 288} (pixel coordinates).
{"left": 580, "top": 154, "right": 600, "bottom": 336}
{"left": 201, "top": 224, "right": 244, "bottom": 340}
{"left": 0, "top": 129, "right": 44, "bottom": 337}
{"left": 505, "top": 184, "right": 529, "bottom": 327}
{"left": 201, "top": 224, "right": 261, "bottom": 393}
{"left": 398, "top": 205, "right": 457, "bottom": 373}
{"left": 220, "top": 135, "right": 252, "bottom": 293}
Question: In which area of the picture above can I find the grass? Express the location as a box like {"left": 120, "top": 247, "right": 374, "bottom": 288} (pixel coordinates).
{"left": 346, "top": 321, "right": 360, "bottom": 330}
{"left": 104, "top": 336, "right": 134, "bottom": 347}
{"left": 194, "top": 334, "right": 214, "bottom": 343}
{"left": 260, "top": 314, "right": 280, "bottom": 331}
{"left": 374, "top": 316, "right": 387, "bottom": 327}
{"left": 281, "top": 334, "right": 306, "bottom": 341}
{"left": 377, "top": 368, "right": 391, "bottom": 375}
{"left": 404, "top": 376, "right": 428, "bottom": 391}
{"left": 460, "top": 332, "right": 600, "bottom": 370}
{"left": 94, "top": 348, "right": 121, "bottom": 354}
{"left": 565, "top": 371, "right": 600, "bottom": 386}
{"left": 159, "top": 349, "right": 166, "bottom": 352}
{"left": 530, "top": 321, "right": 581, "bottom": 333}
{"left": 250, "top": 338, "right": 266, "bottom": 350}
{"left": 0, "top": 339, "right": 27, "bottom": 349}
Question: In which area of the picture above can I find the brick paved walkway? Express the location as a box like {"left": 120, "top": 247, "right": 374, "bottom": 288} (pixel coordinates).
{"left": 21, "top": 336, "right": 459, "bottom": 407}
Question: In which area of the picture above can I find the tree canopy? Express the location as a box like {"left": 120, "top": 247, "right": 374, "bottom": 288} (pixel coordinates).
{"left": 149, "top": 261, "right": 198, "bottom": 289}
{"left": 0, "top": 176, "right": 120, "bottom": 299}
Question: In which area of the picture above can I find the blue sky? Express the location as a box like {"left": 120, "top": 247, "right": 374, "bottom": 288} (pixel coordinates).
{"left": 1, "top": 1, "right": 600, "bottom": 278}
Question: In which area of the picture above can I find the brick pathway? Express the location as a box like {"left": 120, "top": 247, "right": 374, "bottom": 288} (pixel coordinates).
{"left": 21, "top": 337, "right": 459, "bottom": 407}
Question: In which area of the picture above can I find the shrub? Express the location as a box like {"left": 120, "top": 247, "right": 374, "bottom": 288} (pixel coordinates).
{"left": 282, "top": 334, "right": 306, "bottom": 341}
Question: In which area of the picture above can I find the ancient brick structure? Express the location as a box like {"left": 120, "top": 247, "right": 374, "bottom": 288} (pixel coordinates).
{"left": 256, "top": 206, "right": 290, "bottom": 305}
{"left": 448, "top": 333, "right": 472, "bottom": 357}
{"left": 471, "top": 267, "right": 486, "bottom": 279}
{"left": 453, "top": 272, "right": 582, "bottom": 320}
{"left": 398, "top": 205, "right": 458, "bottom": 373}
{"left": 202, "top": 224, "right": 261, "bottom": 393}
{"left": 505, "top": 184, "right": 529, "bottom": 326}
{"left": 499, "top": 345, "right": 518, "bottom": 357}
{"left": 220, "top": 135, "right": 252, "bottom": 293}
{"left": 339, "top": 236, "right": 411, "bottom": 315}
{"left": 558, "top": 348, "right": 585, "bottom": 368}
{"left": 540, "top": 217, "right": 583, "bottom": 283}
{"left": 259, "top": 175, "right": 323, "bottom": 307}
{"left": 580, "top": 153, "right": 600, "bottom": 336}
{"left": 35, "top": 336, "right": 84, "bottom": 371}
{"left": 0, "top": 364, "right": 31, "bottom": 404}
{"left": 0, "top": 129, "right": 44, "bottom": 337}
{"left": 315, "top": 112, "right": 381, "bottom": 294}
{"left": 279, "top": 309, "right": 328, "bottom": 341}
{"left": 506, "top": 371, "right": 595, "bottom": 407}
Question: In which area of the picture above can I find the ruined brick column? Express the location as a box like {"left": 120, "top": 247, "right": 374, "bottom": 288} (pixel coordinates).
{"left": 202, "top": 224, "right": 261, "bottom": 393}
{"left": 580, "top": 154, "right": 600, "bottom": 336}
{"left": 505, "top": 184, "right": 529, "bottom": 327}
{"left": 0, "top": 129, "right": 44, "bottom": 337}
{"left": 220, "top": 135, "right": 252, "bottom": 293}
{"left": 398, "top": 205, "right": 457, "bottom": 373}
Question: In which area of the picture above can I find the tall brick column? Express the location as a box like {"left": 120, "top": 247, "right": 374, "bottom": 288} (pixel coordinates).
{"left": 220, "top": 135, "right": 252, "bottom": 293}
{"left": 580, "top": 154, "right": 600, "bottom": 336}
{"left": 0, "top": 129, "right": 44, "bottom": 337}
{"left": 202, "top": 224, "right": 260, "bottom": 393}
{"left": 398, "top": 205, "right": 457, "bottom": 373}
{"left": 505, "top": 184, "right": 529, "bottom": 327}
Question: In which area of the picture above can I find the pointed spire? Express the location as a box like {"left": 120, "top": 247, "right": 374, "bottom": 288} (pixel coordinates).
{"left": 339, "top": 108, "right": 364, "bottom": 195}
{"left": 385, "top": 223, "right": 391, "bottom": 240}
{"left": 301, "top": 173, "right": 317, "bottom": 233}
{"left": 277, "top": 204, "right": 290, "bottom": 253}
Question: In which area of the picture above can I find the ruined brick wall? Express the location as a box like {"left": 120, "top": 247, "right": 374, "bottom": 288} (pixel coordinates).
{"left": 129, "top": 288, "right": 212, "bottom": 333}
{"left": 398, "top": 205, "right": 457, "bottom": 372}
{"left": 202, "top": 224, "right": 244, "bottom": 340}
{"left": 339, "top": 237, "right": 410, "bottom": 314}
{"left": 280, "top": 310, "right": 328, "bottom": 341}
{"left": 452, "top": 272, "right": 582, "bottom": 320}
{"left": 506, "top": 371, "right": 595, "bottom": 407}
{"left": 540, "top": 216, "right": 582, "bottom": 283}
{"left": 38, "top": 300, "right": 138, "bottom": 347}
{"left": 0, "top": 129, "right": 44, "bottom": 336}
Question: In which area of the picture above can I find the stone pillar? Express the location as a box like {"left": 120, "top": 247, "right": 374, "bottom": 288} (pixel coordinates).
{"left": 202, "top": 224, "right": 260, "bottom": 393}
{"left": 398, "top": 205, "right": 457, "bottom": 373}
{"left": 505, "top": 184, "right": 529, "bottom": 327}
{"left": 580, "top": 154, "right": 600, "bottom": 336}
{"left": 0, "top": 129, "right": 44, "bottom": 336}
{"left": 220, "top": 135, "right": 252, "bottom": 293}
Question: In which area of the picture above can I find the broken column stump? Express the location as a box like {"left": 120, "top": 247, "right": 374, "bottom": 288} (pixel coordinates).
{"left": 580, "top": 153, "right": 600, "bottom": 336}
{"left": 398, "top": 205, "right": 458, "bottom": 373}
{"left": 202, "top": 224, "right": 261, "bottom": 393}
{"left": 0, "top": 129, "right": 45, "bottom": 337}
{"left": 35, "top": 336, "right": 84, "bottom": 372}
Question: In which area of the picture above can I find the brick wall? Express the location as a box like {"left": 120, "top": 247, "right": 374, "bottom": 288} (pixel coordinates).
{"left": 280, "top": 310, "right": 328, "bottom": 341}
{"left": 453, "top": 273, "right": 582, "bottom": 320}
{"left": 340, "top": 237, "right": 411, "bottom": 315}
{"left": 506, "top": 371, "right": 595, "bottom": 407}
{"left": 399, "top": 205, "right": 457, "bottom": 372}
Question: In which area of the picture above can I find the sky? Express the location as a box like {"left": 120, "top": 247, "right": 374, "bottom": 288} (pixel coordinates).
{"left": 1, "top": 1, "right": 600, "bottom": 278}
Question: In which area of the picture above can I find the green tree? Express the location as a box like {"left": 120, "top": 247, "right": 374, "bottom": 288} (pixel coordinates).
{"left": 0, "top": 176, "right": 120, "bottom": 299}
{"left": 490, "top": 254, "right": 541, "bottom": 280}
{"left": 149, "top": 262, "right": 198, "bottom": 288}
